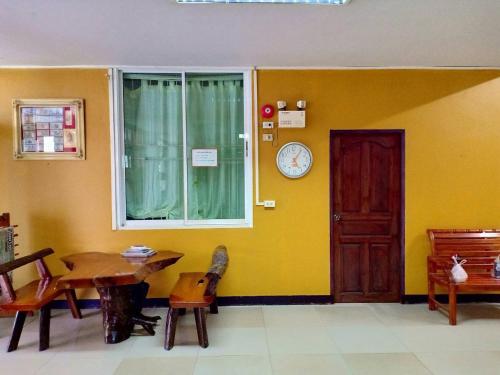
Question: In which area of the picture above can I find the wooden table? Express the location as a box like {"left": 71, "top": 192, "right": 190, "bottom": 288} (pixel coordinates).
{"left": 57, "top": 251, "right": 183, "bottom": 343}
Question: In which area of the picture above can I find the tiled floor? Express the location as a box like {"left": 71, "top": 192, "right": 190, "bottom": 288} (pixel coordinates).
{"left": 2, "top": 303, "right": 500, "bottom": 374}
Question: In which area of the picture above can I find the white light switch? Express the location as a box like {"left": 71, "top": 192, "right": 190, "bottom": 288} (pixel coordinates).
{"left": 262, "top": 121, "right": 274, "bottom": 129}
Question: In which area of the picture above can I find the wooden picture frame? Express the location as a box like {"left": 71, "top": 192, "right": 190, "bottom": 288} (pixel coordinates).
{"left": 12, "top": 98, "right": 85, "bottom": 160}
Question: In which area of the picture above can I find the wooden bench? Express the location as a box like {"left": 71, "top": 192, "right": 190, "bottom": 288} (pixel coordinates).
{"left": 0, "top": 248, "right": 82, "bottom": 351}
{"left": 427, "top": 229, "right": 500, "bottom": 325}
{"left": 164, "top": 245, "right": 228, "bottom": 350}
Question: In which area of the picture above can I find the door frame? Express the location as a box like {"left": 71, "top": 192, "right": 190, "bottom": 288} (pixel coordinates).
{"left": 329, "top": 129, "right": 405, "bottom": 303}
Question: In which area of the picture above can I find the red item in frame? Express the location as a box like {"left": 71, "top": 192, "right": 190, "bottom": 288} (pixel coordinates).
{"left": 261, "top": 104, "right": 275, "bottom": 119}
{"left": 63, "top": 107, "right": 75, "bottom": 129}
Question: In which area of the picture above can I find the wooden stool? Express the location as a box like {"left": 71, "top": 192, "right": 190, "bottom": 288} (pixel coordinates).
{"left": 164, "top": 272, "right": 217, "bottom": 349}
{"left": 164, "top": 245, "right": 228, "bottom": 350}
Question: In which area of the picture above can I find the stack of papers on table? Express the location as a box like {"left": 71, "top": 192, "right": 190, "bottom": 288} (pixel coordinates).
{"left": 121, "top": 245, "right": 157, "bottom": 258}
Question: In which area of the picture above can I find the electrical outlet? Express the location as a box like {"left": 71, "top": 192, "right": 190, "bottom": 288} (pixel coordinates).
{"left": 262, "top": 121, "right": 274, "bottom": 129}
{"left": 264, "top": 200, "right": 276, "bottom": 208}
{"left": 263, "top": 134, "right": 273, "bottom": 142}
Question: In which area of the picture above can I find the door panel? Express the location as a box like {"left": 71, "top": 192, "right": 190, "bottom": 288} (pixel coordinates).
{"left": 369, "top": 243, "right": 390, "bottom": 292}
{"left": 331, "top": 131, "right": 402, "bottom": 303}
{"left": 341, "top": 243, "right": 362, "bottom": 293}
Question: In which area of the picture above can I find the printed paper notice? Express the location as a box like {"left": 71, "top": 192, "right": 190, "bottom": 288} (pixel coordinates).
{"left": 192, "top": 149, "right": 218, "bottom": 167}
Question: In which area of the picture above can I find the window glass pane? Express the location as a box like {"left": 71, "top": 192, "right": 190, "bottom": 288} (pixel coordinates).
{"left": 186, "top": 73, "right": 245, "bottom": 220}
{"left": 123, "top": 73, "right": 184, "bottom": 220}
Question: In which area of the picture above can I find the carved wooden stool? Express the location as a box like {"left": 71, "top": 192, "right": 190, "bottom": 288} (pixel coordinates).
{"left": 164, "top": 245, "right": 228, "bottom": 350}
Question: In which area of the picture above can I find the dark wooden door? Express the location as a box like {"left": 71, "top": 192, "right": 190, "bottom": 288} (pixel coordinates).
{"left": 331, "top": 131, "right": 403, "bottom": 302}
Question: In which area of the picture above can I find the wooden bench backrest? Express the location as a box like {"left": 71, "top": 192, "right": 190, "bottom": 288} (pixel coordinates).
{"left": 428, "top": 229, "right": 500, "bottom": 257}
{"left": 205, "top": 245, "right": 228, "bottom": 296}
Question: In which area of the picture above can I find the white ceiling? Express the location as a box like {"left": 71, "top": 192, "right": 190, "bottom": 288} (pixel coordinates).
{"left": 0, "top": 0, "right": 499, "bottom": 67}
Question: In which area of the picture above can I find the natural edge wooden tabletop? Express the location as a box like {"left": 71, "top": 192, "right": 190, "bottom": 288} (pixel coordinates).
{"left": 57, "top": 251, "right": 184, "bottom": 289}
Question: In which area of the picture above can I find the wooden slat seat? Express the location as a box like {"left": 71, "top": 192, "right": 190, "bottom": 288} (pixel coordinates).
{"left": 169, "top": 272, "right": 215, "bottom": 308}
{"left": 165, "top": 245, "right": 228, "bottom": 350}
{"left": 427, "top": 229, "right": 500, "bottom": 325}
{"left": 0, "top": 276, "right": 65, "bottom": 311}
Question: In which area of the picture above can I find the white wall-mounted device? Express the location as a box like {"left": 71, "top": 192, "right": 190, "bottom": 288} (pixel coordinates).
{"left": 278, "top": 110, "right": 306, "bottom": 128}
{"left": 277, "top": 100, "right": 287, "bottom": 110}
{"left": 263, "top": 200, "right": 276, "bottom": 208}
{"left": 263, "top": 133, "right": 273, "bottom": 142}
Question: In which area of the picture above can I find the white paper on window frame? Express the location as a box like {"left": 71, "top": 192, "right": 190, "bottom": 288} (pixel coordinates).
{"left": 192, "top": 148, "right": 218, "bottom": 167}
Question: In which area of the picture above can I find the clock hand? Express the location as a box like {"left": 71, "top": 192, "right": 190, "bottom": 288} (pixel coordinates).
{"left": 291, "top": 150, "right": 302, "bottom": 167}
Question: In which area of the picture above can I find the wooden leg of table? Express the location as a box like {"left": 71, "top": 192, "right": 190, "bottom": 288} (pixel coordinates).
{"left": 449, "top": 284, "right": 457, "bottom": 326}
{"left": 64, "top": 289, "right": 82, "bottom": 319}
{"left": 39, "top": 305, "right": 51, "bottom": 351}
{"left": 8, "top": 311, "right": 27, "bottom": 352}
{"left": 194, "top": 308, "right": 208, "bottom": 348}
{"left": 97, "top": 285, "right": 135, "bottom": 344}
{"left": 164, "top": 307, "right": 179, "bottom": 351}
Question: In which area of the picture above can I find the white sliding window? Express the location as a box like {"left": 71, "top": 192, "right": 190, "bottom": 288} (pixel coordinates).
{"left": 110, "top": 68, "right": 252, "bottom": 229}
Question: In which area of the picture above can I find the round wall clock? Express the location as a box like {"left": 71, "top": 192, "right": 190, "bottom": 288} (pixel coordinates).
{"left": 276, "top": 142, "right": 313, "bottom": 179}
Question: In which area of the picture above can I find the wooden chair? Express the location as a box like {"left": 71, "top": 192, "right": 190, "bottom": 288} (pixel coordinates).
{"left": 0, "top": 213, "right": 82, "bottom": 352}
{"left": 165, "top": 245, "right": 228, "bottom": 350}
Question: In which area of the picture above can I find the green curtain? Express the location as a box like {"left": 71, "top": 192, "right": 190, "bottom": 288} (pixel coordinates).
{"left": 186, "top": 74, "right": 245, "bottom": 220}
{"left": 123, "top": 73, "right": 184, "bottom": 220}
{"left": 123, "top": 72, "right": 245, "bottom": 221}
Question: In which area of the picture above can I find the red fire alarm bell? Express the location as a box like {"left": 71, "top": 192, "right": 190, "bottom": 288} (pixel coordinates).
{"left": 261, "top": 104, "right": 275, "bottom": 119}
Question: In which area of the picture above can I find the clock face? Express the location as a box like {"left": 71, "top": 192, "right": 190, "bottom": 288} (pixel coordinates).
{"left": 276, "top": 142, "right": 313, "bottom": 179}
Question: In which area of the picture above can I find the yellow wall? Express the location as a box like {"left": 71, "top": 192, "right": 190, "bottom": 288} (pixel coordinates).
{"left": 1, "top": 68, "right": 500, "bottom": 298}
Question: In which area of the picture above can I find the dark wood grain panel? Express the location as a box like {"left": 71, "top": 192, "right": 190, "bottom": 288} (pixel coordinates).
{"left": 369, "top": 143, "right": 391, "bottom": 212}
{"left": 369, "top": 244, "right": 390, "bottom": 292}
{"left": 341, "top": 221, "right": 391, "bottom": 236}
{"left": 341, "top": 142, "right": 362, "bottom": 212}
{"left": 341, "top": 244, "right": 362, "bottom": 293}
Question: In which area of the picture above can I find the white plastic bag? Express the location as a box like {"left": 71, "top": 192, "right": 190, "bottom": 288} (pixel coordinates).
{"left": 451, "top": 255, "right": 468, "bottom": 283}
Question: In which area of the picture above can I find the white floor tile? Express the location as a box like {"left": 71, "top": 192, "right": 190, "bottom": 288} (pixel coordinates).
{"left": 114, "top": 356, "right": 197, "bottom": 375}
{"left": 194, "top": 355, "right": 272, "bottom": 375}
{"left": 271, "top": 353, "right": 350, "bottom": 375}
{"left": 343, "top": 353, "right": 432, "bottom": 375}
{"left": 266, "top": 327, "right": 338, "bottom": 355}
{"left": 198, "top": 328, "right": 268, "bottom": 357}
{"left": 370, "top": 303, "right": 449, "bottom": 326}
{"left": 263, "top": 305, "right": 324, "bottom": 328}
{"left": 128, "top": 327, "right": 200, "bottom": 357}
{"left": 393, "top": 325, "right": 500, "bottom": 352}
{"left": 328, "top": 326, "right": 409, "bottom": 353}
{"left": 315, "top": 304, "right": 385, "bottom": 328}
{"left": 36, "top": 352, "right": 123, "bottom": 375}
{"left": 207, "top": 306, "right": 265, "bottom": 329}
{"left": 0, "top": 354, "right": 55, "bottom": 375}
{"left": 415, "top": 351, "right": 500, "bottom": 375}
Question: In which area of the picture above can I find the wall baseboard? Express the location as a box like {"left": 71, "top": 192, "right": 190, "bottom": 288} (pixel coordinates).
{"left": 402, "top": 294, "right": 500, "bottom": 304}
{"left": 50, "top": 294, "right": 500, "bottom": 310}
{"left": 51, "top": 295, "right": 333, "bottom": 309}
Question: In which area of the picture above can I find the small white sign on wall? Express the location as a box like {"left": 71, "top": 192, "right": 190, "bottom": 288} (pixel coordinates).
{"left": 192, "top": 148, "right": 218, "bottom": 167}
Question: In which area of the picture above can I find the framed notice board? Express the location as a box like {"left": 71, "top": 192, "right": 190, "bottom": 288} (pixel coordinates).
{"left": 12, "top": 98, "right": 85, "bottom": 160}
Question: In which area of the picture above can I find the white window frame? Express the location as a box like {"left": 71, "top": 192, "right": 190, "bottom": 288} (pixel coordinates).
{"left": 109, "top": 67, "right": 253, "bottom": 230}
